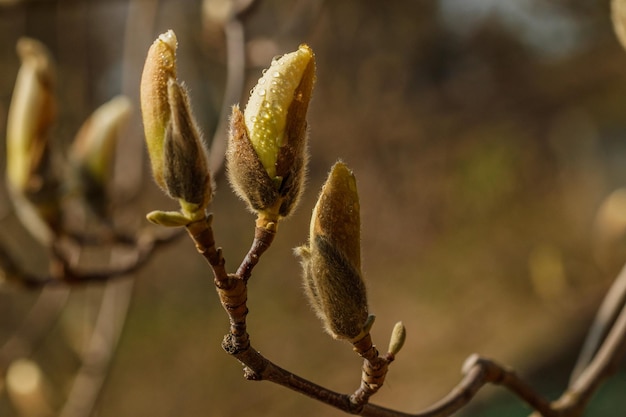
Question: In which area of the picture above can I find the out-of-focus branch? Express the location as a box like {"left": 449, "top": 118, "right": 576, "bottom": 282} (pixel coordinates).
{"left": 0, "top": 286, "right": 70, "bottom": 372}
{"left": 204, "top": 0, "right": 252, "bottom": 175}
{"left": 570, "top": 262, "right": 626, "bottom": 382}
{"left": 0, "top": 228, "right": 182, "bottom": 288}
{"left": 58, "top": 277, "right": 134, "bottom": 417}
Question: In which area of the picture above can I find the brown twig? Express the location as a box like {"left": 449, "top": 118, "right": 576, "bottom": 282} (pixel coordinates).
{"left": 569, "top": 262, "right": 626, "bottom": 383}
{"left": 185, "top": 211, "right": 567, "bottom": 417}
{"left": 0, "top": 228, "right": 182, "bottom": 288}
{"left": 0, "top": 286, "right": 71, "bottom": 372}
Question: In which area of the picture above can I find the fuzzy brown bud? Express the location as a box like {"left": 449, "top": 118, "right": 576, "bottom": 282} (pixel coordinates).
{"left": 295, "top": 162, "right": 368, "bottom": 341}
{"left": 163, "top": 79, "right": 213, "bottom": 212}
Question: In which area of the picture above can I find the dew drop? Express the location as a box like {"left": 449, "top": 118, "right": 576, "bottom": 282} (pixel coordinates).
{"left": 272, "top": 71, "right": 281, "bottom": 78}
{"left": 257, "top": 88, "right": 266, "bottom": 97}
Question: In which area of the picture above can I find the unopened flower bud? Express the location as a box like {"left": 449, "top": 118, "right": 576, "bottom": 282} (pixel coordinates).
{"left": 140, "top": 29, "right": 177, "bottom": 191}
{"left": 295, "top": 162, "right": 368, "bottom": 341}
{"left": 227, "top": 44, "right": 315, "bottom": 220}
{"left": 6, "top": 37, "right": 61, "bottom": 245}
{"left": 140, "top": 30, "right": 212, "bottom": 220}
{"left": 69, "top": 95, "right": 132, "bottom": 217}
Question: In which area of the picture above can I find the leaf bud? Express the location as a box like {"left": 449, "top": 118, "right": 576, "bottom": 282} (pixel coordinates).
{"left": 294, "top": 162, "right": 369, "bottom": 341}
{"left": 227, "top": 44, "right": 315, "bottom": 220}
{"left": 387, "top": 321, "right": 406, "bottom": 356}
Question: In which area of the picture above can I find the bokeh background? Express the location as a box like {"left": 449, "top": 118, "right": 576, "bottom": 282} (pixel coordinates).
{"left": 1, "top": 0, "right": 626, "bottom": 416}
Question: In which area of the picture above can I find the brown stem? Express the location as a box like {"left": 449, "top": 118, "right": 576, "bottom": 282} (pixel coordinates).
{"left": 236, "top": 224, "right": 276, "bottom": 281}
{"left": 185, "top": 215, "right": 227, "bottom": 281}
{"left": 350, "top": 333, "right": 392, "bottom": 409}
{"left": 548, "top": 300, "right": 626, "bottom": 417}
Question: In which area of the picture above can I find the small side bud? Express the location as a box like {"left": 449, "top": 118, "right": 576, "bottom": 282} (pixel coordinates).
{"left": 69, "top": 95, "right": 132, "bottom": 217}
{"left": 227, "top": 44, "right": 316, "bottom": 220}
{"left": 140, "top": 29, "right": 178, "bottom": 190}
{"left": 146, "top": 210, "right": 193, "bottom": 227}
{"left": 387, "top": 321, "right": 406, "bottom": 356}
{"left": 294, "top": 162, "right": 368, "bottom": 341}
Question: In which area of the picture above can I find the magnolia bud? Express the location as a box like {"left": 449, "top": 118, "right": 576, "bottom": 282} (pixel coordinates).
{"left": 295, "top": 162, "right": 369, "bottom": 341}
{"left": 140, "top": 30, "right": 212, "bottom": 220}
{"left": 227, "top": 44, "right": 315, "bottom": 220}
{"left": 6, "top": 37, "right": 61, "bottom": 245}
{"left": 140, "top": 29, "right": 177, "bottom": 191}
{"left": 69, "top": 95, "right": 132, "bottom": 217}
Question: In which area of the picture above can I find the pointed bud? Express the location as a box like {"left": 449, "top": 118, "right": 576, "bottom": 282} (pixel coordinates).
{"left": 6, "top": 38, "right": 56, "bottom": 193}
{"left": 294, "top": 162, "right": 368, "bottom": 341}
{"left": 140, "top": 29, "right": 177, "bottom": 190}
{"left": 227, "top": 44, "right": 315, "bottom": 220}
{"left": 69, "top": 95, "right": 132, "bottom": 217}
{"left": 140, "top": 30, "right": 212, "bottom": 220}
{"left": 387, "top": 321, "right": 406, "bottom": 356}
{"left": 6, "top": 37, "right": 61, "bottom": 245}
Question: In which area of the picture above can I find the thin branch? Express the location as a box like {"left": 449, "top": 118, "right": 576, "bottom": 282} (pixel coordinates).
{"left": 552, "top": 299, "right": 626, "bottom": 416}
{"left": 0, "top": 286, "right": 70, "bottom": 371}
{"left": 569, "top": 262, "right": 626, "bottom": 383}
{"left": 235, "top": 224, "right": 276, "bottom": 280}
{"left": 207, "top": 3, "right": 249, "bottom": 175}
{"left": 0, "top": 228, "right": 182, "bottom": 288}
{"left": 186, "top": 212, "right": 564, "bottom": 417}
{"left": 58, "top": 277, "right": 134, "bottom": 417}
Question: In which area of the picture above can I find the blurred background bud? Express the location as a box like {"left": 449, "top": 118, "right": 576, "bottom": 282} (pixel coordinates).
{"left": 5, "top": 37, "right": 61, "bottom": 246}
{"left": 612, "top": 0, "right": 626, "bottom": 51}
{"left": 227, "top": 44, "right": 315, "bottom": 220}
{"left": 140, "top": 29, "right": 178, "bottom": 191}
{"left": 295, "top": 162, "right": 369, "bottom": 341}
{"left": 69, "top": 95, "right": 132, "bottom": 218}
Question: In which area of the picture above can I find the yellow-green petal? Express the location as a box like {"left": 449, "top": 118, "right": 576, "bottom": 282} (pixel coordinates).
{"left": 243, "top": 44, "right": 313, "bottom": 179}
